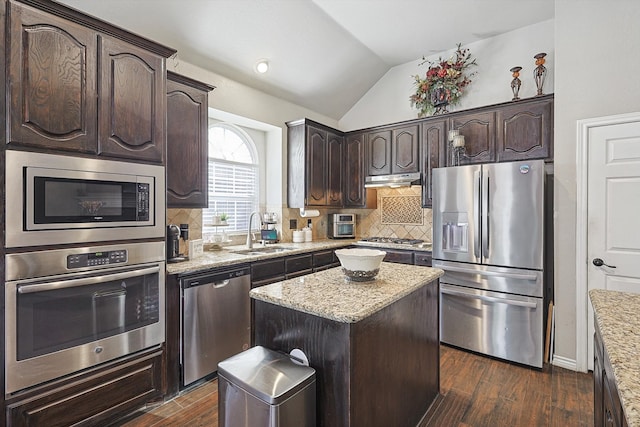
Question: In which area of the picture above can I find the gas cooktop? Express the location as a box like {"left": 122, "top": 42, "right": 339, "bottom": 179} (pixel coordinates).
{"left": 359, "top": 237, "right": 425, "bottom": 245}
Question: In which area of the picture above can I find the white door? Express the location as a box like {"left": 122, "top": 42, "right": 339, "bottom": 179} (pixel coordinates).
{"left": 584, "top": 116, "right": 640, "bottom": 370}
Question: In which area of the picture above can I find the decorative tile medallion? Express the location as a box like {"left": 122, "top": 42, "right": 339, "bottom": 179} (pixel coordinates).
{"left": 381, "top": 196, "right": 423, "bottom": 225}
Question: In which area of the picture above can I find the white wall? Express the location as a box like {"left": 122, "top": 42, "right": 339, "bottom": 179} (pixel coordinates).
{"left": 553, "top": 0, "right": 640, "bottom": 366}
{"left": 339, "top": 20, "right": 554, "bottom": 131}
{"left": 167, "top": 59, "right": 338, "bottom": 203}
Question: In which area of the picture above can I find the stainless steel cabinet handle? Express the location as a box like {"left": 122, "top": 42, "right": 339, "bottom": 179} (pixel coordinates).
{"left": 440, "top": 264, "right": 539, "bottom": 281}
{"left": 592, "top": 258, "right": 616, "bottom": 268}
{"left": 18, "top": 266, "right": 160, "bottom": 294}
{"left": 441, "top": 287, "right": 538, "bottom": 308}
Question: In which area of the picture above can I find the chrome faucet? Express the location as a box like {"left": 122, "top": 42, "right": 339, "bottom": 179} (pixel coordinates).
{"left": 246, "top": 211, "right": 261, "bottom": 248}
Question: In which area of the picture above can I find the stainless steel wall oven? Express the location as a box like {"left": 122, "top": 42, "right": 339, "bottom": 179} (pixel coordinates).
{"left": 5, "top": 241, "right": 165, "bottom": 394}
{"left": 5, "top": 150, "right": 165, "bottom": 248}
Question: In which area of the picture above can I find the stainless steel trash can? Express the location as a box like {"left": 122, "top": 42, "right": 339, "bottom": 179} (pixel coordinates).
{"left": 218, "top": 346, "right": 316, "bottom": 427}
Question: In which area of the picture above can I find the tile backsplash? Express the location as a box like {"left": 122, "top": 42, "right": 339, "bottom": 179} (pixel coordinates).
{"left": 168, "top": 185, "right": 432, "bottom": 253}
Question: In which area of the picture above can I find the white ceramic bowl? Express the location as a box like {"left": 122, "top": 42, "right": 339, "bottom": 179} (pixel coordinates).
{"left": 334, "top": 248, "right": 386, "bottom": 281}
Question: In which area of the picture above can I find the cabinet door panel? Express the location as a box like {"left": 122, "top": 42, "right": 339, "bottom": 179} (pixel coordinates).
{"left": 166, "top": 76, "right": 210, "bottom": 207}
{"left": 8, "top": 3, "right": 97, "bottom": 152}
{"left": 344, "top": 133, "right": 367, "bottom": 207}
{"left": 392, "top": 125, "right": 420, "bottom": 173}
{"left": 327, "top": 131, "right": 343, "bottom": 206}
{"left": 421, "top": 120, "right": 446, "bottom": 208}
{"left": 98, "top": 36, "right": 166, "bottom": 163}
{"left": 497, "top": 99, "right": 553, "bottom": 161}
{"left": 306, "top": 126, "right": 327, "bottom": 206}
{"left": 368, "top": 130, "right": 391, "bottom": 175}
{"left": 449, "top": 112, "right": 495, "bottom": 165}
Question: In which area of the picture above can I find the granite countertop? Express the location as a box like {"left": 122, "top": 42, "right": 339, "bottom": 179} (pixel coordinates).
{"left": 166, "top": 239, "right": 355, "bottom": 275}
{"left": 590, "top": 289, "right": 640, "bottom": 426}
{"left": 356, "top": 241, "right": 432, "bottom": 252}
{"left": 250, "top": 262, "right": 443, "bottom": 323}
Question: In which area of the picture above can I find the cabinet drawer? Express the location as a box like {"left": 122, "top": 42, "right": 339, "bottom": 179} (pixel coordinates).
{"left": 313, "top": 250, "right": 336, "bottom": 268}
{"left": 286, "top": 254, "right": 313, "bottom": 274}
{"left": 7, "top": 349, "right": 163, "bottom": 427}
{"left": 383, "top": 250, "right": 414, "bottom": 264}
{"left": 414, "top": 252, "right": 432, "bottom": 267}
{"left": 251, "top": 258, "right": 285, "bottom": 283}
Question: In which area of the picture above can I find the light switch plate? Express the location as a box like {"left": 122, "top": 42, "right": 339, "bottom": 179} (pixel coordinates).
{"left": 189, "top": 239, "right": 203, "bottom": 259}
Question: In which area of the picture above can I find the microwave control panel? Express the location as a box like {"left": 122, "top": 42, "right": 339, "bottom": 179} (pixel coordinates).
{"left": 67, "top": 250, "right": 128, "bottom": 269}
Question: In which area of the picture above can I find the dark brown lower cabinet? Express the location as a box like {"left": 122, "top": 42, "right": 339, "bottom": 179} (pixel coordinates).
{"left": 254, "top": 280, "right": 439, "bottom": 427}
{"left": 594, "top": 320, "right": 628, "bottom": 427}
{"left": 6, "top": 348, "right": 163, "bottom": 427}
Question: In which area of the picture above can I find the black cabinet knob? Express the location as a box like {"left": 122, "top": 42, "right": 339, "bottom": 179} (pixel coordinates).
{"left": 592, "top": 258, "right": 617, "bottom": 268}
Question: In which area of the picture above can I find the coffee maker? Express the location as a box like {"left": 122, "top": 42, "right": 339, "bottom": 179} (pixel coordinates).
{"left": 167, "top": 224, "right": 186, "bottom": 262}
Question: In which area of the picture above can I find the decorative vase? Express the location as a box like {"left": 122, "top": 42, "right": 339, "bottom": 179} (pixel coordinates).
{"left": 510, "top": 66, "right": 522, "bottom": 101}
{"left": 430, "top": 87, "right": 450, "bottom": 115}
{"left": 533, "top": 53, "right": 547, "bottom": 96}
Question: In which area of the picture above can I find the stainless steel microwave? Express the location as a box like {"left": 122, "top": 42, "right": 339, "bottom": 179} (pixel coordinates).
{"left": 5, "top": 150, "right": 165, "bottom": 248}
{"left": 328, "top": 213, "right": 356, "bottom": 239}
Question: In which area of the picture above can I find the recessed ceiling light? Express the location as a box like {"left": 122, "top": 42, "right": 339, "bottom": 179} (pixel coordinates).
{"left": 255, "top": 60, "right": 269, "bottom": 74}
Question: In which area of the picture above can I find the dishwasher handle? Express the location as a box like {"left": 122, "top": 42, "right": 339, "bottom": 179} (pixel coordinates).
{"left": 181, "top": 267, "right": 250, "bottom": 289}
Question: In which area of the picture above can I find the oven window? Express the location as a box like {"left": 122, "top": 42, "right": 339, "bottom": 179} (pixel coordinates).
{"left": 336, "top": 223, "right": 354, "bottom": 236}
{"left": 33, "top": 177, "right": 142, "bottom": 223}
{"left": 16, "top": 270, "right": 160, "bottom": 361}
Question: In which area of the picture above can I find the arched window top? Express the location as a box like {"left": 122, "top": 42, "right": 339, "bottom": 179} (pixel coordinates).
{"left": 208, "top": 123, "right": 257, "bottom": 165}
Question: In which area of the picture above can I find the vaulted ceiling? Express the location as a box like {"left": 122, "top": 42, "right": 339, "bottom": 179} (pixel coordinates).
{"left": 57, "top": 0, "right": 554, "bottom": 120}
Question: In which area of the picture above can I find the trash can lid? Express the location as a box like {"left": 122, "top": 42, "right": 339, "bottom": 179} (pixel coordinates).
{"left": 218, "top": 346, "right": 316, "bottom": 405}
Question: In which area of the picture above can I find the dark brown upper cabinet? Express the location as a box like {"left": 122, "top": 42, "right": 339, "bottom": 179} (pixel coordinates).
{"left": 166, "top": 72, "right": 215, "bottom": 208}
{"left": 496, "top": 96, "right": 553, "bottom": 162}
{"left": 421, "top": 119, "right": 446, "bottom": 208}
{"left": 344, "top": 132, "right": 376, "bottom": 208}
{"left": 367, "top": 124, "right": 420, "bottom": 176}
{"left": 448, "top": 111, "right": 496, "bottom": 165}
{"left": 97, "top": 36, "right": 167, "bottom": 163}
{"left": 287, "top": 119, "right": 343, "bottom": 208}
{"left": 7, "top": 2, "right": 98, "bottom": 153}
{"left": 392, "top": 124, "right": 421, "bottom": 173}
{"left": 5, "top": 0, "right": 175, "bottom": 163}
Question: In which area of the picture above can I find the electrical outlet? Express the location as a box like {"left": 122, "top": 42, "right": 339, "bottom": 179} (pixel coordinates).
{"left": 290, "top": 219, "right": 298, "bottom": 230}
{"left": 189, "top": 239, "right": 204, "bottom": 259}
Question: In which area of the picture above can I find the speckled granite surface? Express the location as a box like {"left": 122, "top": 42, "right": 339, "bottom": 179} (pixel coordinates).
{"left": 355, "top": 240, "right": 433, "bottom": 252}
{"left": 250, "top": 262, "right": 443, "bottom": 323}
{"left": 166, "top": 240, "right": 354, "bottom": 275}
{"left": 590, "top": 289, "right": 640, "bottom": 426}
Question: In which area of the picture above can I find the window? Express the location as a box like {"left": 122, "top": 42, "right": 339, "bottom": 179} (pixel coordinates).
{"left": 203, "top": 124, "right": 259, "bottom": 234}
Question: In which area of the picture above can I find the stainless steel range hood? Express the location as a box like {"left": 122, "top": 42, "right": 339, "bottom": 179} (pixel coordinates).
{"left": 364, "top": 172, "right": 421, "bottom": 188}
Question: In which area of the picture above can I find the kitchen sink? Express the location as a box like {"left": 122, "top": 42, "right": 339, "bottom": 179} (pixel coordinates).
{"left": 230, "top": 246, "right": 295, "bottom": 256}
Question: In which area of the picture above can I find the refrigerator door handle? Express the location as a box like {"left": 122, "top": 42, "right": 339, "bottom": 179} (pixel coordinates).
{"left": 473, "top": 170, "right": 481, "bottom": 258}
{"left": 440, "top": 264, "right": 540, "bottom": 281}
{"left": 441, "top": 287, "right": 538, "bottom": 309}
{"left": 482, "top": 171, "right": 490, "bottom": 258}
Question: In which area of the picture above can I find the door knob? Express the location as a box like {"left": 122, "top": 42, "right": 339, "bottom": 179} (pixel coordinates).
{"left": 592, "top": 258, "right": 617, "bottom": 268}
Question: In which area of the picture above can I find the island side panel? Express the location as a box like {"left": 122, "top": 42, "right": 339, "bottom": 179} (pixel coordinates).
{"left": 254, "top": 301, "right": 351, "bottom": 427}
{"left": 350, "top": 279, "right": 439, "bottom": 427}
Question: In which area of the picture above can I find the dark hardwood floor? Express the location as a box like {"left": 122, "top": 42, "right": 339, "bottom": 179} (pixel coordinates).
{"left": 118, "top": 345, "right": 593, "bottom": 427}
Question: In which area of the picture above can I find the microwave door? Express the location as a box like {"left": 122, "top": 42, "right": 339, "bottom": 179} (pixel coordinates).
{"left": 433, "top": 165, "right": 481, "bottom": 264}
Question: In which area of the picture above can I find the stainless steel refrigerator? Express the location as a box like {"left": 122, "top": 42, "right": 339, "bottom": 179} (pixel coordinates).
{"left": 432, "top": 160, "right": 545, "bottom": 368}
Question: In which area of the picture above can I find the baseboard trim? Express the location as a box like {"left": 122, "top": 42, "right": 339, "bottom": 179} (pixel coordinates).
{"left": 552, "top": 354, "right": 578, "bottom": 371}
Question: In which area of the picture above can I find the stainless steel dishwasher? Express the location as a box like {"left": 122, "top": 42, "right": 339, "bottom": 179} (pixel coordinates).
{"left": 180, "top": 265, "right": 251, "bottom": 387}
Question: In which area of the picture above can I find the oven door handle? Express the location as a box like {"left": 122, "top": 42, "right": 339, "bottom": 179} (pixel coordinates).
{"left": 17, "top": 266, "right": 160, "bottom": 294}
{"left": 441, "top": 287, "right": 538, "bottom": 309}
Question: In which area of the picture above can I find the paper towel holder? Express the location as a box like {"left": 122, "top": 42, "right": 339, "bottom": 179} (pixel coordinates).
{"left": 299, "top": 208, "right": 319, "bottom": 218}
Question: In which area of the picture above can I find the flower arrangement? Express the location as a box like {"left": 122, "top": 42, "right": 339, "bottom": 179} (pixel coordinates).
{"left": 410, "top": 43, "right": 477, "bottom": 117}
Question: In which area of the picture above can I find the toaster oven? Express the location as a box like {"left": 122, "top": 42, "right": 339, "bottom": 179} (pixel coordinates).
{"left": 328, "top": 214, "right": 355, "bottom": 239}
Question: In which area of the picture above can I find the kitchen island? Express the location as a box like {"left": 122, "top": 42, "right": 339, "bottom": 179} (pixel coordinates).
{"left": 250, "top": 262, "right": 443, "bottom": 427}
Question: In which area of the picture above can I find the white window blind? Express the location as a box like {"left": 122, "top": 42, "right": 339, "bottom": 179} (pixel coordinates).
{"left": 203, "top": 125, "right": 259, "bottom": 234}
